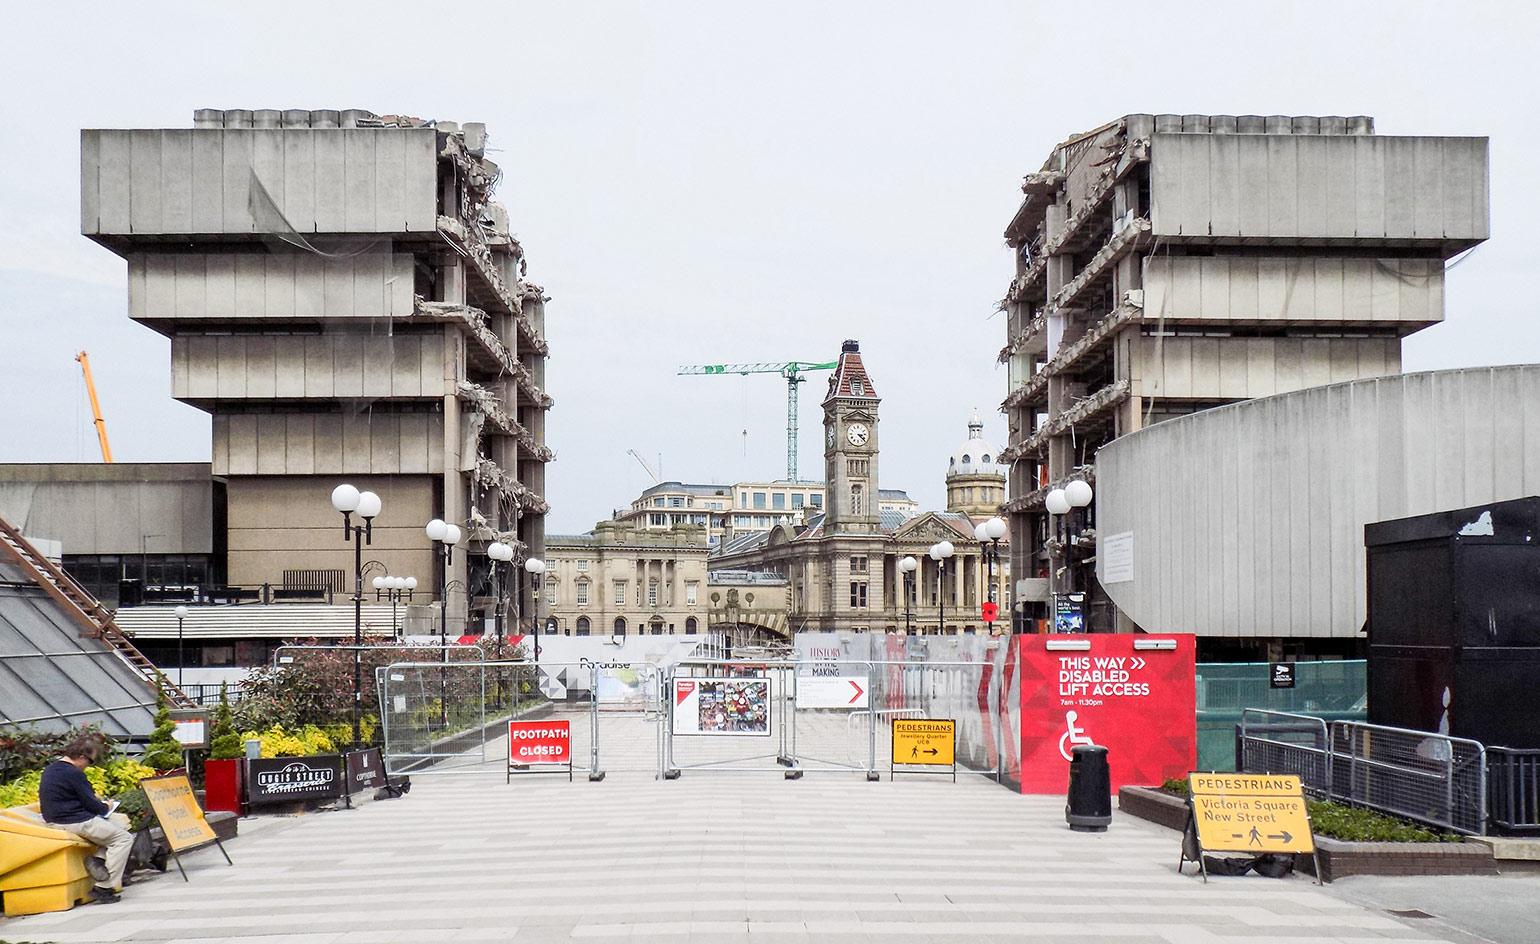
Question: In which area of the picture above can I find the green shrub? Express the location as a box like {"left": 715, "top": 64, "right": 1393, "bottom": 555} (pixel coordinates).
{"left": 1306, "top": 800, "right": 1463, "bottom": 843}
{"left": 139, "top": 688, "right": 183, "bottom": 771}
{"left": 209, "top": 683, "right": 243, "bottom": 760}
{"left": 1160, "top": 778, "right": 1191, "bottom": 797}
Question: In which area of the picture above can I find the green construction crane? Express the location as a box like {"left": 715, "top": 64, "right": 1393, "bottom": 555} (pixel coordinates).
{"left": 677, "top": 360, "right": 838, "bottom": 482}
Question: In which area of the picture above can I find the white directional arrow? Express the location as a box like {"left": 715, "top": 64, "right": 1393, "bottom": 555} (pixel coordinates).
{"left": 1131, "top": 656, "right": 1146, "bottom": 670}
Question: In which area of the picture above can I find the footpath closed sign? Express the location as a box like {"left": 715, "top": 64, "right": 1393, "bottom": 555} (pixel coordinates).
{"left": 1189, "top": 773, "right": 1315, "bottom": 855}
{"left": 508, "top": 720, "right": 571, "bottom": 764}
{"left": 892, "top": 719, "right": 955, "bottom": 766}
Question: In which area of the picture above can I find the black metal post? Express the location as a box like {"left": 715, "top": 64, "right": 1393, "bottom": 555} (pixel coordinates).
{"left": 493, "top": 560, "right": 505, "bottom": 710}
{"left": 903, "top": 571, "right": 913, "bottom": 635}
{"left": 938, "top": 559, "right": 946, "bottom": 636}
{"left": 350, "top": 518, "right": 366, "bottom": 751}
{"left": 439, "top": 555, "right": 448, "bottom": 730}
{"left": 176, "top": 616, "right": 184, "bottom": 689}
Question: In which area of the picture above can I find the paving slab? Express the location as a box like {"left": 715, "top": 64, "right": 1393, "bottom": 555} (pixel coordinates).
{"left": 0, "top": 718, "right": 1473, "bottom": 943}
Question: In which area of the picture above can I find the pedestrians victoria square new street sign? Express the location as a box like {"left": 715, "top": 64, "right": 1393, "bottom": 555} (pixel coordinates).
{"left": 1182, "top": 772, "right": 1320, "bottom": 883}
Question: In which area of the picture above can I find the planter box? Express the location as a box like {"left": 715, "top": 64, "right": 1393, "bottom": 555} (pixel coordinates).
{"left": 1117, "top": 785, "right": 1497, "bottom": 882}
{"left": 203, "top": 758, "right": 245, "bottom": 816}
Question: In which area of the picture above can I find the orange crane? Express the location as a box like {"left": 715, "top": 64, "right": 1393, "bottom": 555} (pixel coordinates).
{"left": 74, "top": 351, "right": 113, "bottom": 463}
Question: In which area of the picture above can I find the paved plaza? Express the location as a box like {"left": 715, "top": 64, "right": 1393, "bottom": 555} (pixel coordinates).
{"left": 1, "top": 760, "right": 1488, "bottom": 944}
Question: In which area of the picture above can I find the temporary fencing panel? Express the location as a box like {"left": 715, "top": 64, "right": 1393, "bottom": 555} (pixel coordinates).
{"left": 1197, "top": 661, "right": 1366, "bottom": 770}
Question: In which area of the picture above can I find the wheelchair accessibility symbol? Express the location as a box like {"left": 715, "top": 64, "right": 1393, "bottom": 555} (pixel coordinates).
{"left": 1058, "top": 710, "right": 1095, "bottom": 760}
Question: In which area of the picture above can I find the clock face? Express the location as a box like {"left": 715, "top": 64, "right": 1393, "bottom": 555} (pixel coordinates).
{"left": 846, "top": 423, "right": 870, "bottom": 447}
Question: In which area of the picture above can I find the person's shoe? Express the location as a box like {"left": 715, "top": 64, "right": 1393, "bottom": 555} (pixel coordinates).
{"left": 85, "top": 856, "right": 110, "bottom": 883}
{"left": 88, "top": 886, "right": 121, "bottom": 904}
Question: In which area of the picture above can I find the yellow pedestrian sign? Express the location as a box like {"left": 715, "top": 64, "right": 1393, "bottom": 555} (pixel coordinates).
{"left": 891, "top": 719, "right": 956, "bottom": 780}
{"left": 1181, "top": 773, "right": 1320, "bottom": 883}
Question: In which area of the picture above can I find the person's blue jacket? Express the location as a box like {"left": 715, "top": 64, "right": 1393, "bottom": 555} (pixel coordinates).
{"left": 39, "top": 760, "right": 109, "bottom": 824}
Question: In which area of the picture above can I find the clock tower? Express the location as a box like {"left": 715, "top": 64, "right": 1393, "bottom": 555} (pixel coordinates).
{"left": 822, "top": 339, "right": 880, "bottom": 534}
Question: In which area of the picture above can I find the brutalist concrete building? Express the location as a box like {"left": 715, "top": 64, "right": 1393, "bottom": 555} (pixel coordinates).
{"left": 80, "top": 109, "right": 552, "bottom": 625}
{"left": 998, "top": 114, "right": 1488, "bottom": 633}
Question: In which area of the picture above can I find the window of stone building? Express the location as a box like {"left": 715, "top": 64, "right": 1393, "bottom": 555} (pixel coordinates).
{"left": 753, "top": 492, "right": 767, "bottom": 509}
{"left": 650, "top": 619, "right": 664, "bottom": 635}
{"left": 739, "top": 492, "right": 748, "bottom": 506}
{"left": 670, "top": 497, "right": 684, "bottom": 507}
{"left": 685, "top": 616, "right": 698, "bottom": 633}
{"left": 576, "top": 580, "right": 589, "bottom": 606}
{"left": 686, "top": 582, "right": 698, "bottom": 606}
{"left": 851, "top": 483, "right": 864, "bottom": 516}
{"left": 614, "top": 580, "right": 626, "bottom": 606}
{"left": 791, "top": 494, "right": 804, "bottom": 509}
{"left": 847, "top": 459, "right": 868, "bottom": 477}
{"left": 648, "top": 580, "right": 659, "bottom": 608}
{"left": 614, "top": 617, "right": 627, "bottom": 636}
{"left": 810, "top": 493, "right": 823, "bottom": 508}
{"left": 576, "top": 559, "right": 589, "bottom": 571}
{"left": 576, "top": 616, "right": 591, "bottom": 636}
{"left": 772, "top": 492, "right": 786, "bottom": 509}
{"left": 849, "top": 581, "right": 868, "bottom": 608}
{"left": 850, "top": 555, "right": 868, "bottom": 574}
{"left": 851, "top": 379, "right": 865, "bottom": 396}
{"left": 649, "top": 513, "right": 667, "bottom": 526}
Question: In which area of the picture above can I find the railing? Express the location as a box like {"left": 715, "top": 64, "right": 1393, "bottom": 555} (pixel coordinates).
{"left": 1239, "top": 709, "right": 1488, "bottom": 835}
{"left": 1488, "top": 747, "right": 1540, "bottom": 832}
{"left": 125, "top": 584, "right": 334, "bottom": 606}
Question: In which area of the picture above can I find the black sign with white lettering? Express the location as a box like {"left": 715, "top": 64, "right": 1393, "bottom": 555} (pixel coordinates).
{"left": 246, "top": 755, "right": 342, "bottom": 805}
{"left": 344, "top": 748, "right": 387, "bottom": 793}
{"left": 1270, "top": 662, "right": 1296, "bottom": 689}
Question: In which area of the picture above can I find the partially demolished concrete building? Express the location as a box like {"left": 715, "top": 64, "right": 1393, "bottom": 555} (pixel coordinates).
{"left": 81, "top": 109, "right": 552, "bottom": 624}
{"left": 998, "top": 114, "right": 1488, "bottom": 634}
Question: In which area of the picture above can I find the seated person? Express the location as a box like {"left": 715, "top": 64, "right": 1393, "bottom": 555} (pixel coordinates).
{"left": 39, "top": 737, "right": 132, "bottom": 904}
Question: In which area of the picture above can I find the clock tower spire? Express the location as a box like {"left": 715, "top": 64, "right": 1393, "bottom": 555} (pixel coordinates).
{"left": 822, "top": 340, "right": 880, "bottom": 534}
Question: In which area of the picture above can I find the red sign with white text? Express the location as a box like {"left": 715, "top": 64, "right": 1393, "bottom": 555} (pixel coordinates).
{"left": 508, "top": 720, "right": 571, "bottom": 764}
{"left": 1017, "top": 635, "right": 1195, "bottom": 793}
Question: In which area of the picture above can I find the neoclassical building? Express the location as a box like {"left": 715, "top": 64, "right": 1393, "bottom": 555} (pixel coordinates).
{"left": 541, "top": 521, "right": 709, "bottom": 637}
{"left": 710, "top": 342, "right": 1011, "bottom": 635}
{"left": 946, "top": 410, "right": 1008, "bottom": 517}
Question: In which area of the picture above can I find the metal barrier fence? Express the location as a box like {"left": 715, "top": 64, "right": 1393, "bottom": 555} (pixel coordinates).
{"left": 1239, "top": 709, "right": 1488, "bottom": 834}
{"left": 1197, "top": 660, "right": 1365, "bottom": 770}
{"left": 1236, "top": 709, "right": 1331, "bottom": 793}
{"left": 375, "top": 658, "right": 1002, "bottom": 783}
{"left": 1488, "top": 747, "right": 1540, "bottom": 832}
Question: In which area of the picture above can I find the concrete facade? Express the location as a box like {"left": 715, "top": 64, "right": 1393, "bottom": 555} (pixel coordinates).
{"left": 1095, "top": 365, "right": 1540, "bottom": 651}
{"left": 998, "top": 114, "right": 1489, "bottom": 632}
{"left": 81, "top": 109, "right": 552, "bottom": 623}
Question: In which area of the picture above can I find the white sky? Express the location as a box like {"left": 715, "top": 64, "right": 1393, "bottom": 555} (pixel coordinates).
{"left": 1, "top": 1, "right": 1535, "bottom": 533}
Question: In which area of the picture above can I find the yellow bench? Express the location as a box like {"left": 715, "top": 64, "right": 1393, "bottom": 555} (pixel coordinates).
{"left": 0, "top": 805, "right": 96, "bottom": 916}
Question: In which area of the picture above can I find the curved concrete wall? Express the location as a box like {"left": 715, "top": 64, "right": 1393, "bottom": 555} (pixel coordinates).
{"left": 1095, "top": 365, "right": 1540, "bottom": 638}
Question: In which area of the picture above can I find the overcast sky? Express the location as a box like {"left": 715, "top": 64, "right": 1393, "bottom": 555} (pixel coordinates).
{"left": 1, "top": 2, "right": 1535, "bottom": 533}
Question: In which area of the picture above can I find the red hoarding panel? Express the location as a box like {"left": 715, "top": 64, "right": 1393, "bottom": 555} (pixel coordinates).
{"left": 508, "top": 720, "right": 571, "bottom": 764}
{"left": 1017, "top": 635, "right": 1195, "bottom": 794}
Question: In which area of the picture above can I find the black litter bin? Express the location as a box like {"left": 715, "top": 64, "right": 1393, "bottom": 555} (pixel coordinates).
{"left": 1065, "top": 743, "right": 1112, "bottom": 832}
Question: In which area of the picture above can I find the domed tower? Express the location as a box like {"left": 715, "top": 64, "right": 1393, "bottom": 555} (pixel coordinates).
{"left": 946, "top": 409, "right": 1007, "bottom": 518}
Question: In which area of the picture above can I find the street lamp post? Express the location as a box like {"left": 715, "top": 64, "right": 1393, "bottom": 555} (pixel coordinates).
{"left": 488, "top": 541, "right": 515, "bottom": 710}
{"left": 373, "top": 575, "right": 416, "bottom": 638}
{"left": 425, "top": 519, "right": 462, "bottom": 730}
{"left": 928, "top": 541, "right": 954, "bottom": 635}
{"left": 524, "top": 558, "right": 546, "bottom": 666}
{"left": 173, "top": 605, "right": 188, "bottom": 689}
{"left": 898, "top": 556, "right": 917, "bottom": 635}
{"left": 1046, "top": 480, "right": 1093, "bottom": 632}
{"left": 331, "top": 484, "right": 382, "bottom": 750}
{"left": 973, "top": 516, "right": 1008, "bottom": 631}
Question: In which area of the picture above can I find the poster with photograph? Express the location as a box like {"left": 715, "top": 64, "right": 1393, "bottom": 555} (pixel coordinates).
{"left": 672, "top": 677, "right": 772, "bottom": 736}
